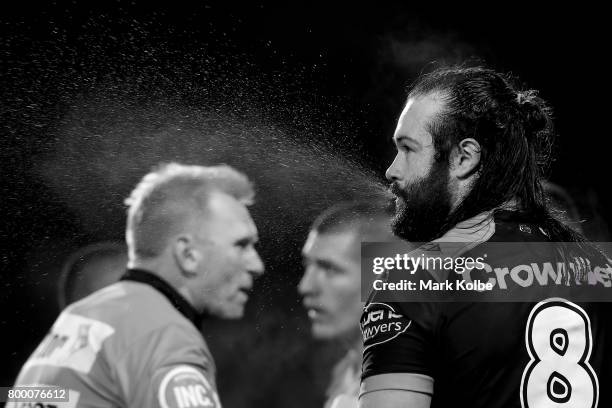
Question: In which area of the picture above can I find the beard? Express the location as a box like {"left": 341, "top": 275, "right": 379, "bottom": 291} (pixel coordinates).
{"left": 390, "top": 160, "right": 453, "bottom": 242}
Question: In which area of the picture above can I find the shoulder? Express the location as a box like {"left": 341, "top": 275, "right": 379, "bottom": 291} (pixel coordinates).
{"left": 486, "top": 210, "right": 548, "bottom": 243}
{"left": 70, "top": 281, "right": 207, "bottom": 362}
{"left": 116, "top": 321, "right": 214, "bottom": 380}
{"left": 117, "top": 325, "right": 219, "bottom": 408}
{"left": 72, "top": 281, "right": 194, "bottom": 335}
{"left": 462, "top": 210, "right": 556, "bottom": 269}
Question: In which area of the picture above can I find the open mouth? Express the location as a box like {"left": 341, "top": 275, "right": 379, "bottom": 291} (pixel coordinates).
{"left": 236, "top": 287, "right": 252, "bottom": 302}
{"left": 305, "top": 305, "right": 325, "bottom": 320}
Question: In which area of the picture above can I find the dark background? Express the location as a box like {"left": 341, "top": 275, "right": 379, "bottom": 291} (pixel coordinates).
{"left": 2, "top": 2, "right": 611, "bottom": 407}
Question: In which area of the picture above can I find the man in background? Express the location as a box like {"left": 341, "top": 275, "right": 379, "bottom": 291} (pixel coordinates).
{"left": 299, "top": 201, "right": 391, "bottom": 408}
{"left": 9, "top": 162, "right": 264, "bottom": 407}
{"left": 56, "top": 241, "right": 128, "bottom": 309}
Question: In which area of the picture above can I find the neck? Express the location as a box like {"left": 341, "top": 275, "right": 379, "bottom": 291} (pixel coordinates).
{"left": 128, "top": 257, "right": 201, "bottom": 313}
{"left": 338, "top": 326, "right": 363, "bottom": 352}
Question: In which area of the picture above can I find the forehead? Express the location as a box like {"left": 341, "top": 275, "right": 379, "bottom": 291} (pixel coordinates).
{"left": 203, "top": 192, "right": 257, "bottom": 238}
{"left": 394, "top": 93, "right": 445, "bottom": 145}
{"left": 302, "top": 230, "right": 358, "bottom": 263}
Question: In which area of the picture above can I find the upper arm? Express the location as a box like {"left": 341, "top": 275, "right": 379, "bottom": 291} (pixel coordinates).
{"left": 119, "top": 323, "right": 221, "bottom": 407}
{"left": 361, "top": 302, "right": 434, "bottom": 378}
{"left": 150, "top": 364, "right": 221, "bottom": 408}
{"left": 360, "top": 373, "right": 433, "bottom": 408}
{"left": 149, "top": 325, "right": 221, "bottom": 408}
{"left": 359, "top": 388, "right": 431, "bottom": 408}
{"left": 360, "top": 302, "right": 436, "bottom": 406}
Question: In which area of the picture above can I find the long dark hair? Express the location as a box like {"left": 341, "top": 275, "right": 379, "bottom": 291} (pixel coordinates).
{"left": 408, "top": 66, "right": 605, "bottom": 276}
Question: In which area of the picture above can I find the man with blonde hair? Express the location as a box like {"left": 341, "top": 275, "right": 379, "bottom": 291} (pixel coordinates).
{"left": 10, "top": 162, "right": 264, "bottom": 408}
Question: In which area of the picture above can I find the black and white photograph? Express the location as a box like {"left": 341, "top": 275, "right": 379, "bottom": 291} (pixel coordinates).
{"left": 2, "top": 2, "right": 611, "bottom": 407}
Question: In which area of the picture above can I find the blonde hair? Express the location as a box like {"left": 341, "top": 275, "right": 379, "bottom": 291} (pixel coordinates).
{"left": 125, "top": 162, "right": 254, "bottom": 260}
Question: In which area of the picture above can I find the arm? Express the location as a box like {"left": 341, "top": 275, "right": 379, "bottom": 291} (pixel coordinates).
{"left": 152, "top": 364, "right": 221, "bottom": 408}
{"left": 149, "top": 324, "right": 221, "bottom": 408}
{"left": 117, "top": 323, "right": 221, "bottom": 407}
{"left": 360, "top": 390, "right": 431, "bottom": 408}
{"left": 359, "top": 373, "right": 432, "bottom": 408}
{"left": 360, "top": 302, "right": 435, "bottom": 408}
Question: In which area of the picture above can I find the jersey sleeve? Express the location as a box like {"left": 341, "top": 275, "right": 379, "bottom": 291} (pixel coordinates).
{"left": 360, "top": 301, "right": 436, "bottom": 397}
{"left": 116, "top": 323, "right": 221, "bottom": 408}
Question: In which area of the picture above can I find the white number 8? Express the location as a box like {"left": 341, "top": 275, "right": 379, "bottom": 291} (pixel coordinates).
{"left": 521, "top": 298, "right": 599, "bottom": 408}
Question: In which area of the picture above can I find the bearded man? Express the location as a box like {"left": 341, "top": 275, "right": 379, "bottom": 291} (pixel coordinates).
{"left": 359, "top": 66, "right": 612, "bottom": 408}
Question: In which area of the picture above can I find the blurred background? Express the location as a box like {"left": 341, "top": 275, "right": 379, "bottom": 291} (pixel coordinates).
{"left": 1, "top": 2, "right": 611, "bottom": 407}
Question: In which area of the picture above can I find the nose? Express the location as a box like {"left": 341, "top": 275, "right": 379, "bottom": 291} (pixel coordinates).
{"left": 247, "top": 248, "right": 265, "bottom": 277}
{"left": 298, "top": 265, "right": 319, "bottom": 296}
{"left": 385, "top": 153, "right": 402, "bottom": 182}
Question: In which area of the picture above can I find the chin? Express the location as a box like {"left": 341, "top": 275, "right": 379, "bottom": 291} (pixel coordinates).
{"left": 223, "top": 307, "right": 245, "bottom": 319}
{"left": 210, "top": 305, "right": 245, "bottom": 320}
{"left": 312, "top": 323, "right": 341, "bottom": 340}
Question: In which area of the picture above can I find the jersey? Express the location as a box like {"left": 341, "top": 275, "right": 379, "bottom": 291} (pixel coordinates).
{"left": 8, "top": 269, "right": 221, "bottom": 408}
{"left": 361, "top": 210, "right": 612, "bottom": 408}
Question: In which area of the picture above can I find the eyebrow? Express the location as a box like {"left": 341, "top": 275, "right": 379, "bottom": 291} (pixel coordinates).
{"left": 235, "top": 235, "right": 258, "bottom": 247}
{"left": 394, "top": 134, "right": 422, "bottom": 148}
{"left": 313, "top": 259, "right": 340, "bottom": 271}
{"left": 302, "top": 256, "right": 339, "bottom": 271}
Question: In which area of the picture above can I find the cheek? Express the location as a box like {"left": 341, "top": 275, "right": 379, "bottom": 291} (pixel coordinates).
{"left": 326, "top": 278, "right": 362, "bottom": 314}
{"left": 220, "top": 265, "right": 249, "bottom": 297}
{"left": 399, "top": 151, "right": 435, "bottom": 183}
{"left": 411, "top": 157, "right": 432, "bottom": 180}
{"left": 208, "top": 251, "right": 241, "bottom": 283}
{"left": 202, "top": 264, "right": 236, "bottom": 294}
{"left": 212, "top": 272, "right": 238, "bottom": 296}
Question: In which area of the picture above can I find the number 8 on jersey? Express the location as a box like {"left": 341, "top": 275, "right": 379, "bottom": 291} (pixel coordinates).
{"left": 521, "top": 298, "right": 599, "bottom": 408}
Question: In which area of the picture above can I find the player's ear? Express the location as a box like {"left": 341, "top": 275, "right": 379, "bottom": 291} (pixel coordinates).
{"left": 449, "top": 137, "right": 481, "bottom": 179}
{"left": 173, "top": 235, "right": 202, "bottom": 276}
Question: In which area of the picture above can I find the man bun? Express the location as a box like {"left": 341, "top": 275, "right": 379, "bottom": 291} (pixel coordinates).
{"left": 516, "top": 90, "right": 551, "bottom": 137}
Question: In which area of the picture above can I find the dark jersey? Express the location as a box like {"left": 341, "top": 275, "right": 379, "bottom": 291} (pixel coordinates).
{"left": 361, "top": 210, "right": 612, "bottom": 408}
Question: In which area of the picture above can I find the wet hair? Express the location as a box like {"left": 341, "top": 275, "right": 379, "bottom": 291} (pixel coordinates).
{"left": 311, "top": 200, "right": 393, "bottom": 241}
{"left": 57, "top": 241, "right": 127, "bottom": 309}
{"left": 542, "top": 180, "right": 583, "bottom": 234}
{"left": 408, "top": 65, "right": 606, "bottom": 275}
{"left": 409, "top": 66, "right": 572, "bottom": 240}
{"left": 125, "top": 162, "right": 254, "bottom": 260}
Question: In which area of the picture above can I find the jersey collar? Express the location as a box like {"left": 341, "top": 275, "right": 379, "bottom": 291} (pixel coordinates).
{"left": 431, "top": 210, "right": 496, "bottom": 257}
{"left": 120, "top": 269, "right": 201, "bottom": 327}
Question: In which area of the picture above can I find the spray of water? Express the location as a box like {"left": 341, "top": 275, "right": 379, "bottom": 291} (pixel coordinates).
{"left": 1, "top": 10, "right": 473, "bottom": 407}
{"left": 31, "top": 76, "right": 388, "bottom": 407}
